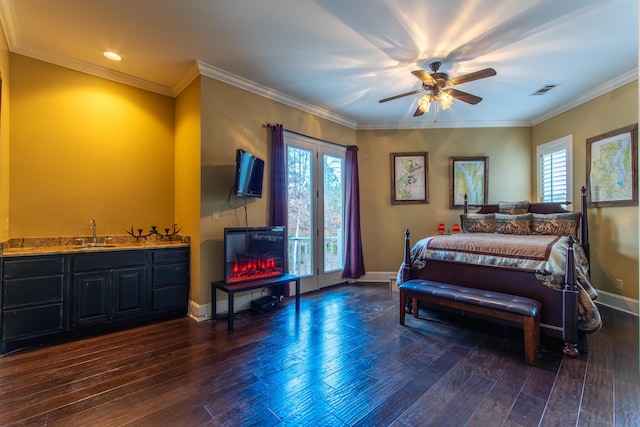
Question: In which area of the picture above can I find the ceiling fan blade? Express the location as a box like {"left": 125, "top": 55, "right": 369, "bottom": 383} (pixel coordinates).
{"left": 379, "top": 89, "right": 423, "bottom": 103}
{"left": 448, "top": 88, "right": 483, "bottom": 105}
{"left": 413, "top": 107, "right": 424, "bottom": 117}
{"left": 447, "top": 68, "right": 496, "bottom": 86}
{"left": 411, "top": 70, "right": 436, "bottom": 86}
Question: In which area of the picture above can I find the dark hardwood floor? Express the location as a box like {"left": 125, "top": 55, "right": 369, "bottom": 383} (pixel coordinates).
{"left": 0, "top": 282, "right": 638, "bottom": 426}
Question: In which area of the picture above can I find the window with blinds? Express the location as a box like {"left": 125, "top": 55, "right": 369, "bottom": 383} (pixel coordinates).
{"left": 537, "top": 135, "right": 572, "bottom": 203}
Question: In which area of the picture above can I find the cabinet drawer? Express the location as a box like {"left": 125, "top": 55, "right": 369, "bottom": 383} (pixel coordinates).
{"left": 152, "top": 286, "right": 189, "bottom": 311}
{"left": 73, "top": 251, "right": 146, "bottom": 272}
{"left": 2, "top": 304, "right": 64, "bottom": 340}
{"left": 152, "top": 248, "right": 189, "bottom": 264}
{"left": 3, "top": 256, "right": 65, "bottom": 279}
{"left": 152, "top": 263, "right": 188, "bottom": 287}
{"left": 3, "top": 276, "right": 65, "bottom": 309}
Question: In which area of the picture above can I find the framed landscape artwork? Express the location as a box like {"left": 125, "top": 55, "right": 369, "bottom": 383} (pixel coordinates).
{"left": 449, "top": 156, "right": 488, "bottom": 209}
{"left": 391, "top": 152, "right": 428, "bottom": 204}
{"left": 586, "top": 123, "right": 638, "bottom": 208}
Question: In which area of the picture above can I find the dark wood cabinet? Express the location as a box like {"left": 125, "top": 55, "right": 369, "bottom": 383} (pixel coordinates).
{"left": 151, "top": 248, "right": 189, "bottom": 315}
{"left": 1, "top": 246, "right": 189, "bottom": 353}
{"left": 1, "top": 256, "right": 66, "bottom": 347}
{"left": 72, "top": 251, "right": 147, "bottom": 327}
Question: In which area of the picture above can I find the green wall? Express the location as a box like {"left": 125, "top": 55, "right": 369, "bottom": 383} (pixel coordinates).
{"left": 357, "top": 127, "right": 531, "bottom": 272}
{"left": 532, "top": 81, "right": 638, "bottom": 300}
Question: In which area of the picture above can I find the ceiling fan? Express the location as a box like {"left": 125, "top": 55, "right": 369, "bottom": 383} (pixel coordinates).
{"left": 379, "top": 61, "right": 497, "bottom": 117}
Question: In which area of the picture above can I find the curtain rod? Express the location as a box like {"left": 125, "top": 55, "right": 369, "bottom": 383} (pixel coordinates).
{"left": 264, "top": 123, "right": 346, "bottom": 149}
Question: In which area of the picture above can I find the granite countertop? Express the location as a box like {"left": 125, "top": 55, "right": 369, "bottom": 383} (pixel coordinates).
{"left": 0, "top": 235, "right": 190, "bottom": 256}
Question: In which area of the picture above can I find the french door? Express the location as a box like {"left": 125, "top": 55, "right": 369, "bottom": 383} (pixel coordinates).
{"left": 285, "top": 132, "right": 345, "bottom": 293}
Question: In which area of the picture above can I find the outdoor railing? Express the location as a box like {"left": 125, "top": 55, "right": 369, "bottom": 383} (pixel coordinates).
{"left": 288, "top": 235, "right": 342, "bottom": 277}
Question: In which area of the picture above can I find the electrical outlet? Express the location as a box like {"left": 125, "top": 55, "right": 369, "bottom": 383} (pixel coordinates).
{"left": 616, "top": 279, "right": 624, "bottom": 290}
{"left": 212, "top": 211, "right": 220, "bottom": 221}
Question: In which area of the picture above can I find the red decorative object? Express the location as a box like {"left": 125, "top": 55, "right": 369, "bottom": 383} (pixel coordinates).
{"left": 437, "top": 223, "right": 445, "bottom": 233}
{"left": 452, "top": 224, "right": 460, "bottom": 233}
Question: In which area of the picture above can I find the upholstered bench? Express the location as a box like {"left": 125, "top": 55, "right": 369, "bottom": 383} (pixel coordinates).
{"left": 399, "top": 279, "right": 541, "bottom": 365}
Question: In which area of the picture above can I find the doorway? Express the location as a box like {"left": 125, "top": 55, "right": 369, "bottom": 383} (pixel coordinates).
{"left": 285, "top": 132, "right": 346, "bottom": 293}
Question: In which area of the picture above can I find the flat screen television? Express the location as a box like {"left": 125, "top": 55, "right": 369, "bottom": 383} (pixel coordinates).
{"left": 234, "top": 149, "right": 264, "bottom": 197}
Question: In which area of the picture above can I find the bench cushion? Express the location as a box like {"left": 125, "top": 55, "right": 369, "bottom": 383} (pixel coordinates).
{"left": 399, "top": 279, "right": 540, "bottom": 317}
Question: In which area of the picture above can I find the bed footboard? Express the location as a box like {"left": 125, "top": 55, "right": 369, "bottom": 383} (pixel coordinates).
{"left": 401, "top": 229, "right": 581, "bottom": 356}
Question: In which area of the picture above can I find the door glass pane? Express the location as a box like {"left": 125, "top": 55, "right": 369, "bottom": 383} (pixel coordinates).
{"left": 323, "top": 154, "right": 343, "bottom": 273}
{"left": 287, "top": 146, "right": 313, "bottom": 277}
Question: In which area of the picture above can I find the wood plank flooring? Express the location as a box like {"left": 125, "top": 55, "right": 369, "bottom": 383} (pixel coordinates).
{"left": 0, "top": 282, "right": 638, "bottom": 426}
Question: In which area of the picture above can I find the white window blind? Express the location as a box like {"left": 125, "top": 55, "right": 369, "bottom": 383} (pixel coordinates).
{"left": 537, "top": 135, "right": 572, "bottom": 203}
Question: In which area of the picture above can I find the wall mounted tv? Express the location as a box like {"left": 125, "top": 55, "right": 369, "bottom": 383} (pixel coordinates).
{"left": 234, "top": 149, "right": 265, "bottom": 197}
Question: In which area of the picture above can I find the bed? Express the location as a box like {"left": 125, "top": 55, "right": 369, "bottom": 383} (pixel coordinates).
{"left": 397, "top": 187, "right": 601, "bottom": 357}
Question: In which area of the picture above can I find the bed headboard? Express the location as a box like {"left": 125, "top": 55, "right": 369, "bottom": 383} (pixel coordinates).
{"left": 464, "top": 200, "right": 572, "bottom": 215}
{"left": 462, "top": 187, "right": 590, "bottom": 262}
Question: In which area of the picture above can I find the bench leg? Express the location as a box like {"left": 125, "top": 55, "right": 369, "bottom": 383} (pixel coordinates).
{"left": 412, "top": 297, "right": 419, "bottom": 318}
{"left": 523, "top": 314, "right": 540, "bottom": 365}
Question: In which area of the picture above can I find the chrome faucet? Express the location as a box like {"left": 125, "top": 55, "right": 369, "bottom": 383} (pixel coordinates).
{"left": 89, "top": 219, "right": 97, "bottom": 244}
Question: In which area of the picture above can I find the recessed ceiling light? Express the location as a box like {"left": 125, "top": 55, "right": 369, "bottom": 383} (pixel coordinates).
{"left": 103, "top": 51, "right": 122, "bottom": 61}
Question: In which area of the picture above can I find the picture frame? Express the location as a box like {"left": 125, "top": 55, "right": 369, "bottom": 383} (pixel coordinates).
{"left": 449, "top": 156, "right": 488, "bottom": 209}
{"left": 390, "top": 152, "right": 428, "bottom": 204}
{"left": 586, "top": 124, "right": 638, "bottom": 208}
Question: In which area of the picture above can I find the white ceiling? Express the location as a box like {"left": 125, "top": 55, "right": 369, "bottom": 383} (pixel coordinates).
{"left": 0, "top": 0, "right": 637, "bottom": 129}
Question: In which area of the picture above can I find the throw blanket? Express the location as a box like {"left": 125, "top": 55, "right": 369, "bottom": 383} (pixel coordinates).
{"left": 398, "top": 233, "right": 601, "bottom": 333}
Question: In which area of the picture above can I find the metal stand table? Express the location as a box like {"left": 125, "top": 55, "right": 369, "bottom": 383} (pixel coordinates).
{"left": 211, "top": 274, "right": 300, "bottom": 332}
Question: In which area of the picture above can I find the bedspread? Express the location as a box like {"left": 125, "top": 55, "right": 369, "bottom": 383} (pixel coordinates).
{"left": 397, "top": 233, "right": 601, "bottom": 333}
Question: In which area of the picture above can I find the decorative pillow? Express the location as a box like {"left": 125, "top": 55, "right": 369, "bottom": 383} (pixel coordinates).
{"left": 461, "top": 213, "right": 496, "bottom": 233}
{"left": 498, "top": 200, "right": 530, "bottom": 215}
{"left": 531, "top": 213, "right": 580, "bottom": 236}
{"left": 495, "top": 213, "right": 532, "bottom": 235}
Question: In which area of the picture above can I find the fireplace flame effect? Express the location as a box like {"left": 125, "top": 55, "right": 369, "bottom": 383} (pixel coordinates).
{"left": 228, "top": 256, "right": 282, "bottom": 283}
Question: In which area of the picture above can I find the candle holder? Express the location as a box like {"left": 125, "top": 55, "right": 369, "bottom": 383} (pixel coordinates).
{"left": 126, "top": 224, "right": 182, "bottom": 242}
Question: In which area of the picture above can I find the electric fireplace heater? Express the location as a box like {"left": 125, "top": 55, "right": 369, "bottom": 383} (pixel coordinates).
{"left": 223, "top": 226, "right": 287, "bottom": 284}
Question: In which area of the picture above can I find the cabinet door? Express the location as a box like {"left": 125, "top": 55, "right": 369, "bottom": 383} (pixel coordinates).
{"left": 73, "top": 272, "right": 110, "bottom": 327}
{"left": 112, "top": 267, "right": 146, "bottom": 318}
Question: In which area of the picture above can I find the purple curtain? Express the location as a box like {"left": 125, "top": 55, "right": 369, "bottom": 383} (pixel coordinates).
{"left": 342, "top": 145, "right": 365, "bottom": 279}
{"left": 269, "top": 124, "right": 287, "bottom": 228}
{"left": 269, "top": 124, "right": 290, "bottom": 295}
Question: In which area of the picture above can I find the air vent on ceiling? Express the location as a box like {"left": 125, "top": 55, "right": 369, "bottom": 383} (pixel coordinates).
{"left": 530, "top": 84, "right": 559, "bottom": 96}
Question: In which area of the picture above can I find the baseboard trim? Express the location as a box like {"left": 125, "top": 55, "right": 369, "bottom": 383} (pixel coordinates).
{"left": 358, "top": 271, "right": 397, "bottom": 283}
{"left": 189, "top": 274, "right": 639, "bottom": 319}
{"left": 595, "top": 290, "right": 639, "bottom": 316}
{"left": 356, "top": 272, "right": 639, "bottom": 316}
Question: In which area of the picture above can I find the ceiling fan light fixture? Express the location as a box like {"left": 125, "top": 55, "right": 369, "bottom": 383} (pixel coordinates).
{"left": 418, "top": 94, "right": 432, "bottom": 112}
{"left": 440, "top": 92, "right": 454, "bottom": 110}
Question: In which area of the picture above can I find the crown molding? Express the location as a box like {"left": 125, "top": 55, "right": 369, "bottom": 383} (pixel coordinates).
{"left": 16, "top": 44, "right": 173, "bottom": 96}
{"left": 172, "top": 61, "right": 201, "bottom": 96}
{"left": 531, "top": 69, "right": 638, "bottom": 126}
{"left": 195, "top": 60, "right": 357, "bottom": 129}
{"left": 357, "top": 119, "right": 531, "bottom": 130}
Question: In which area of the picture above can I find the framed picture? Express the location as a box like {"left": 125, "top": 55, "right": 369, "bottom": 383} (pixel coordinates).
{"left": 586, "top": 124, "right": 638, "bottom": 207}
{"left": 449, "top": 156, "right": 488, "bottom": 209}
{"left": 390, "top": 152, "right": 428, "bottom": 204}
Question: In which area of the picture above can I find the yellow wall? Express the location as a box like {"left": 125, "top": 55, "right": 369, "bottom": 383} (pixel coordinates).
{"left": 175, "top": 77, "right": 202, "bottom": 310}
{"left": 357, "top": 127, "right": 531, "bottom": 271}
{"left": 9, "top": 54, "right": 175, "bottom": 237}
{"left": 196, "top": 75, "right": 356, "bottom": 305}
{"left": 532, "top": 81, "right": 638, "bottom": 300}
{"left": 0, "top": 28, "right": 11, "bottom": 241}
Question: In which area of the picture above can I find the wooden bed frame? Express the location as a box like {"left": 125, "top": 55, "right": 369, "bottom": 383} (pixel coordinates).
{"left": 400, "top": 187, "right": 590, "bottom": 357}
